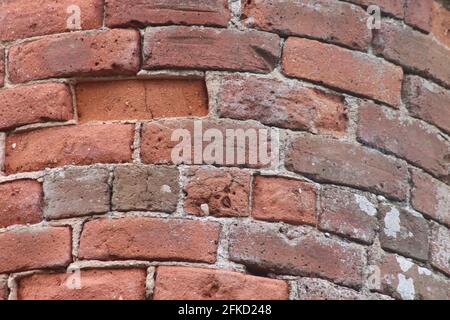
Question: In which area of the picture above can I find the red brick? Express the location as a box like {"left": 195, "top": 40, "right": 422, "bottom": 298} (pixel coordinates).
{"left": 106, "top": 0, "right": 230, "bottom": 28}
{"left": 0, "top": 0, "right": 103, "bottom": 41}
{"left": 79, "top": 217, "right": 220, "bottom": 263}
{"left": 76, "top": 79, "right": 208, "bottom": 123}
{"left": 0, "top": 50, "right": 4, "bottom": 87}
{"left": 282, "top": 37, "right": 403, "bottom": 107}
{"left": 285, "top": 135, "right": 409, "bottom": 201}
{"left": 140, "top": 119, "right": 275, "bottom": 168}
{"left": 112, "top": 166, "right": 180, "bottom": 213}
{"left": 319, "top": 187, "right": 378, "bottom": 244}
{"left": 0, "top": 180, "right": 43, "bottom": 228}
{"left": 8, "top": 29, "right": 141, "bottom": 84}
{"left": 0, "top": 83, "right": 73, "bottom": 131}
{"left": 432, "top": 1, "right": 450, "bottom": 47}
{"left": 379, "top": 205, "right": 429, "bottom": 261}
{"left": 184, "top": 168, "right": 251, "bottom": 217}
{"left": 243, "top": 0, "right": 371, "bottom": 50}
{"left": 229, "top": 222, "right": 366, "bottom": 288}
{"left": 215, "top": 74, "right": 348, "bottom": 136}
{"left": 411, "top": 170, "right": 450, "bottom": 226}
{"left": 358, "top": 102, "right": 449, "bottom": 180}
{"left": 373, "top": 20, "right": 450, "bottom": 87}
{"left": 154, "top": 266, "right": 289, "bottom": 300}
{"left": 0, "top": 226, "right": 72, "bottom": 273}
{"left": 347, "top": 0, "right": 404, "bottom": 18}
{"left": 404, "top": 0, "right": 433, "bottom": 32}
{"left": 43, "top": 167, "right": 110, "bottom": 220}
{"left": 18, "top": 269, "right": 146, "bottom": 300}
{"left": 403, "top": 75, "right": 450, "bottom": 134}
{"left": 143, "top": 26, "right": 281, "bottom": 73}
{"left": 374, "top": 254, "right": 449, "bottom": 300}
{"left": 430, "top": 223, "right": 450, "bottom": 276}
{"left": 0, "top": 276, "right": 7, "bottom": 300}
{"left": 252, "top": 176, "right": 317, "bottom": 226}
{"left": 4, "top": 124, "right": 134, "bottom": 174}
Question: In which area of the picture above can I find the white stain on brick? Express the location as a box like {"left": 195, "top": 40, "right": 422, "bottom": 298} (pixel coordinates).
{"left": 160, "top": 185, "right": 172, "bottom": 193}
{"left": 354, "top": 194, "right": 377, "bottom": 216}
{"left": 418, "top": 267, "right": 432, "bottom": 276}
{"left": 200, "top": 203, "right": 210, "bottom": 215}
{"left": 384, "top": 207, "right": 401, "bottom": 238}
{"left": 396, "top": 256, "right": 413, "bottom": 272}
{"left": 397, "top": 274, "right": 415, "bottom": 300}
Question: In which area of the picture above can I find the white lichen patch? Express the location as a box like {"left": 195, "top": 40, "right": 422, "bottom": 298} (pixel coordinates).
{"left": 397, "top": 274, "right": 415, "bottom": 300}
{"left": 418, "top": 267, "right": 432, "bottom": 276}
{"left": 160, "top": 185, "right": 172, "bottom": 193}
{"left": 384, "top": 207, "right": 401, "bottom": 238}
{"left": 200, "top": 203, "right": 210, "bottom": 215}
{"left": 354, "top": 194, "right": 377, "bottom": 216}
{"left": 396, "top": 256, "right": 414, "bottom": 272}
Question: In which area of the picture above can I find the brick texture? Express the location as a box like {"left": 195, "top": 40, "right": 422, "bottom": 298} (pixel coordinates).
{"left": 252, "top": 176, "right": 317, "bottom": 226}
{"left": 106, "top": 0, "right": 230, "bottom": 28}
{"left": 5, "top": 124, "right": 134, "bottom": 174}
{"left": 18, "top": 269, "right": 146, "bottom": 300}
{"left": 242, "top": 0, "right": 371, "bottom": 50}
{"left": 79, "top": 217, "right": 220, "bottom": 263}
{"left": 402, "top": 75, "right": 450, "bottom": 134}
{"left": 0, "top": 50, "right": 4, "bottom": 88}
{"left": 215, "top": 73, "right": 348, "bottom": 135}
{"left": 0, "top": 83, "right": 73, "bottom": 131}
{"left": 184, "top": 168, "right": 251, "bottom": 217}
{"left": 286, "top": 135, "right": 409, "bottom": 200}
{"left": 0, "top": 0, "right": 103, "bottom": 41}
{"left": 0, "top": 226, "right": 71, "bottom": 273}
{"left": 0, "top": 180, "right": 42, "bottom": 228}
{"left": 347, "top": 0, "right": 404, "bottom": 18}
{"left": 76, "top": 79, "right": 208, "bottom": 123}
{"left": 282, "top": 37, "right": 403, "bottom": 107}
{"left": 8, "top": 29, "right": 141, "bottom": 83}
{"left": 154, "top": 266, "right": 289, "bottom": 300}
{"left": 143, "top": 26, "right": 281, "bottom": 73}
{"left": 0, "top": 276, "right": 7, "bottom": 300}
{"left": 229, "top": 222, "right": 366, "bottom": 288}
{"left": 358, "top": 103, "right": 449, "bottom": 180}
{"left": 430, "top": 223, "right": 450, "bottom": 276}
{"left": 432, "top": 1, "right": 450, "bottom": 47}
{"left": 404, "top": 0, "right": 434, "bottom": 32}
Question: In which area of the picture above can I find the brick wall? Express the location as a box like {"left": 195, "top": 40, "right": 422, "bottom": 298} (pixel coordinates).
{"left": 0, "top": 0, "right": 449, "bottom": 300}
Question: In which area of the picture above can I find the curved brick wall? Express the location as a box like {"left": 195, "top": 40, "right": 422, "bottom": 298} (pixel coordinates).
{"left": 0, "top": 0, "right": 449, "bottom": 300}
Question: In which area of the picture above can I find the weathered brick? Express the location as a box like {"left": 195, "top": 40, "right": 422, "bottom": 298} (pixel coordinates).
{"left": 430, "top": 223, "right": 450, "bottom": 276}
{"left": 285, "top": 135, "right": 409, "bottom": 201}
{"left": 0, "top": 50, "right": 4, "bottom": 88}
{"left": 374, "top": 254, "right": 449, "bottom": 300}
{"left": 0, "top": 276, "right": 7, "bottom": 300}
{"left": 154, "top": 266, "right": 289, "bottom": 300}
{"left": 140, "top": 119, "right": 275, "bottom": 168}
{"left": 403, "top": 75, "right": 450, "bottom": 134}
{"left": 282, "top": 37, "right": 403, "bottom": 107}
{"left": 76, "top": 79, "right": 208, "bottom": 123}
{"left": 229, "top": 222, "right": 366, "bottom": 288}
{"left": 0, "top": 226, "right": 72, "bottom": 273}
{"left": 346, "top": 0, "right": 404, "bottom": 18}
{"left": 18, "top": 269, "right": 146, "bottom": 300}
{"left": 215, "top": 74, "right": 348, "bottom": 136}
{"left": 79, "top": 217, "right": 220, "bottom": 263}
{"left": 0, "top": 180, "right": 42, "bottom": 228}
{"left": 0, "top": 0, "right": 103, "bottom": 41}
{"left": 379, "top": 205, "right": 429, "bottom": 261}
{"left": 358, "top": 102, "right": 449, "bottom": 180}
{"left": 252, "top": 176, "right": 317, "bottom": 226}
{"left": 112, "top": 166, "right": 179, "bottom": 213}
{"left": 432, "top": 1, "right": 450, "bottom": 47}
{"left": 106, "top": 0, "right": 230, "bottom": 28}
{"left": 144, "top": 26, "right": 281, "bottom": 73}
{"left": 5, "top": 124, "right": 134, "bottom": 174}
{"left": 404, "top": 0, "right": 433, "bottom": 32}
{"left": 43, "top": 167, "right": 110, "bottom": 220}
{"left": 411, "top": 170, "right": 450, "bottom": 226}
{"left": 373, "top": 20, "right": 450, "bottom": 87}
{"left": 296, "top": 278, "right": 391, "bottom": 300}
{"left": 8, "top": 29, "right": 141, "bottom": 83}
{"left": 184, "top": 168, "right": 251, "bottom": 217}
{"left": 319, "top": 186, "right": 378, "bottom": 244}
{"left": 0, "top": 83, "right": 73, "bottom": 131}
{"left": 243, "top": 0, "right": 371, "bottom": 50}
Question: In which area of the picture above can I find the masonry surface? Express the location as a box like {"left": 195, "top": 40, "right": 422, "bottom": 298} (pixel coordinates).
{"left": 0, "top": 0, "right": 449, "bottom": 300}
